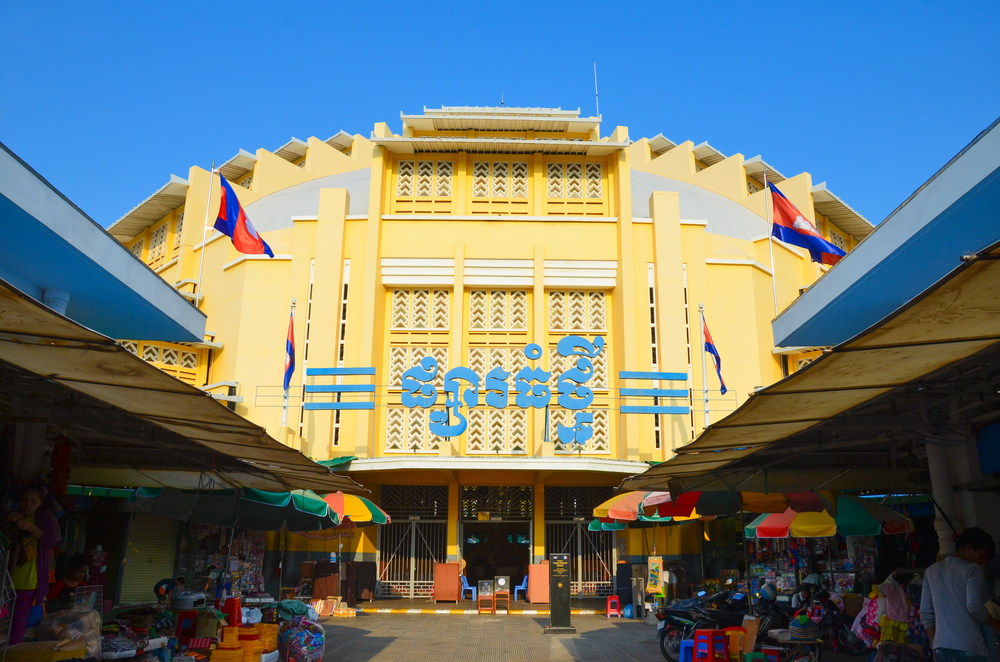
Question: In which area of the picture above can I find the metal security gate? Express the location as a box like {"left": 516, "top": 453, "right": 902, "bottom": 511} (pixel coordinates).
{"left": 118, "top": 514, "right": 179, "bottom": 605}
{"left": 545, "top": 522, "right": 616, "bottom": 597}
{"left": 376, "top": 520, "right": 447, "bottom": 598}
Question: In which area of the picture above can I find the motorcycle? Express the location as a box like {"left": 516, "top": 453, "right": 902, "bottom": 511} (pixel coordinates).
{"left": 813, "top": 590, "right": 868, "bottom": 656}
{"left": 657, "top": 588, "right": 749, "bottom": 661}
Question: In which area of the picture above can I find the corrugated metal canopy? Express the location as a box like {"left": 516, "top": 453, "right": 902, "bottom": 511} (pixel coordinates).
{"left": 107, "top": 175, "right": 188, "bottom": 241}
{"left": 325, "top": 131, "right": 354, "bottom": 152}
{"left": 693, "top": 142, "right": 727, "bottom": 167}
{"left": 274, "top": 137, "right": 307, "bottom": 162}
{"left": 811, "top": 182, "right": 874, "bottom": 240}
{"left": 744, "top": 156, "right": 787, "bottom": 186}
{"left": 624, "top": 241, "right": 1000, "bottom": 495}
{"left": 218, "top": 149, "right": 257, "bottom": 182}
{"left": 0, "top": 277, "right": 361, "bottom": 493}
{"left": 648, "top": 134, "right": 677, "bottom": 155}
{"left": 373, "top": 136, "right": 628, "bottom": 156}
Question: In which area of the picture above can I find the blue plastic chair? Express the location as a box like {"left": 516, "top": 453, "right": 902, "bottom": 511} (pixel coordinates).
{"left": 513, "top": 575, "right": 528, "bottom": 602}
{"left": 680, "top": 639, "right": 695, "bottom": 662}
{"left": 460, "top": 574, "right": 477, "bottom": 601}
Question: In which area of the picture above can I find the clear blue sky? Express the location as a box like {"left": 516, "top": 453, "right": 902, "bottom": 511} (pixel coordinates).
{"left": 2, "top": 1, "right": 998, "bottom": 228}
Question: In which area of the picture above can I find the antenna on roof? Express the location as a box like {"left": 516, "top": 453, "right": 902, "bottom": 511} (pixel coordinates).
{"left": 501, "top": 92, "right": 504, "bottom": 107}
{"left": 593, "top": 63, "right": 599, "bottom": 117}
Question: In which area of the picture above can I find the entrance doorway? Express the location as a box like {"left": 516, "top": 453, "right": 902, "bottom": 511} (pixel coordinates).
{"left": 461, "top": 521, "right": 531, "bottom": 590}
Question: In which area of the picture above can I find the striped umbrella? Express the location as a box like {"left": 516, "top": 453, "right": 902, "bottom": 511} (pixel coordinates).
{"left": 593, "top": 492, "right": 709, "bottom": 530}
{"left": 322, "top": 491, "right": 391, "bottom": 526}
{"left": 745, "top": 496, "right": 914, "bottom": 538}
{"left": 593, "top": 491, "right": 671, "bottom": 520}
{"left": 644, "top": 491, "right": 838, "bottom": 518}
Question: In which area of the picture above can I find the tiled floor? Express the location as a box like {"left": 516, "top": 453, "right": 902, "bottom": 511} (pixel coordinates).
{"left": 321, "top": 613, "right": 665, "bottom": 661}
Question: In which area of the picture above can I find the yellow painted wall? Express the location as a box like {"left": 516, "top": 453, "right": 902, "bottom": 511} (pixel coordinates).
{"left": 112, "top": 110, "right": 870, "bottom": 566}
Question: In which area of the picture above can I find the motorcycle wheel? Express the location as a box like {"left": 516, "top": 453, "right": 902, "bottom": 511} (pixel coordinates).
{"left": 836, "top": 625, "right": 869, "bottom": 656}
{"left": 659, "top": 626, "right": 683, "bottom": 662}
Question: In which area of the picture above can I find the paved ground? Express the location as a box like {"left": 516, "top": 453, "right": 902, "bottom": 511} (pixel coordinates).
{"left": 355, "top": 596, "right": 609, "bottom": 614}
{"left": 321, "top": 613, "right": 665, "bottom": 662}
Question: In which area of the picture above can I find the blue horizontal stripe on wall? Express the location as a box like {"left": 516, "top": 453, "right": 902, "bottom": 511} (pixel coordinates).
{"left": 621, "top": 405, "right": 691, "bottom": 415}
{"left": 304, "top": 384, "right": 376, "bottom": 393}
{"left": 620, "top": 388, "right": 689, "bottom": 398}
{"left": 303, "top": 402, "right": 375, "bottom": 411}
{"left": 306, "top": 367, "right": 376, "bottom": 376}
{"left": 618, "top": 371, "right": 688, "bottom": 381}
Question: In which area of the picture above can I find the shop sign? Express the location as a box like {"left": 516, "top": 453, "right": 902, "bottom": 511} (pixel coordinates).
{"left": 402, "top": 335, "right": 604, "bottom": 445}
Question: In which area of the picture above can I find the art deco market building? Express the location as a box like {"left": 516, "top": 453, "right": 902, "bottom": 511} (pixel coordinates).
{"left": 109, "top": 106, "right": 872, "bottom": 596}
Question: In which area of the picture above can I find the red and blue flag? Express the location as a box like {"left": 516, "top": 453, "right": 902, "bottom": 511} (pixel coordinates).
{"left": 283, "top": 310, "right": 295, "bottom": 391}
{"left": 702, "top": 313, "right": 727, "bottom": 395}
{"left": 768, "top": 181, "right": 845, "bottom": 266}
{"left": 214, "top": 176, "right": 274, "bottom": 257}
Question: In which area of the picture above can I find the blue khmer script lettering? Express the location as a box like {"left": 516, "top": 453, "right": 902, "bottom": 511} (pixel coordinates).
{"left": 400, "top": 336, "right": 603, "bottom": 443}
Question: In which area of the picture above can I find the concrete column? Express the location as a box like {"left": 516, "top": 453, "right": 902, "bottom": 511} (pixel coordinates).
{"left": 13, "top": 423, "right": 47, "bottom": 481}
{"left": 532, "top": 482, "right": 546, "bottom": 563}
{"left": 305, "top": 189, "right": 349, "bottom": 459}
{"left": 533, "top": 244, "right": 551, "bottom": 457}
{"left": 447, "top": 243, "right": 465, "bottom": 457}
{"left": 926, "top": 443, "right": 962, "bottom": 556}
{"left": 447, "top": 482, "right": 460, "bottom": 562}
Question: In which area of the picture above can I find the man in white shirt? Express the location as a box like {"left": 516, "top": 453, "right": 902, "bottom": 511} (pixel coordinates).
{"left": 921, "top": 528, "right": 1000, "bottom": 662}
{"left": 791, "top": 580, "right": 815, "bottom": 610}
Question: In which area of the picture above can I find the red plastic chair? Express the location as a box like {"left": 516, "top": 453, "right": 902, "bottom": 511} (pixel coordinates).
{"left": 693, "top": 629, "right": 728, "bottom": 662}
{"left": 175, "top": 609, "right": 198, "bottom": 645}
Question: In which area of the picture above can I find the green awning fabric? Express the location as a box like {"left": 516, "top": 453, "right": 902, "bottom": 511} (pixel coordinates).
{"left": 130, "top": 487, "right": 340, "bottom": 531}
{"left": 318, "top": 456, "right": 357, "bottom": 468}
{"left": 835, "top": 497, "right": 883, "bottom": 537}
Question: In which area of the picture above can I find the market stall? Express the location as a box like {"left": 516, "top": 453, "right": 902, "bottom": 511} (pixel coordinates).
{"left": 744, "top": 498, "right": 914, "bottom": 606}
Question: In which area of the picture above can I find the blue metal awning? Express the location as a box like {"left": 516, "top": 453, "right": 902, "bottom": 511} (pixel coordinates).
{"left": 773, "top": 116, "right": 1000, "bottom": 348}
{"left": 0, "top": 141, "right": 205, "bottom": 342}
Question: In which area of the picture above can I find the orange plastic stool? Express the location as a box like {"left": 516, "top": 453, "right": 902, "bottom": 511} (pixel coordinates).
{"left": 724, "top": 627, "right": 747, "bottom": 662}
{"left": 606, "top": 595, "right": 622, "bottom": 618}
{"left": 694, "top": 629, "right": 728, "bottom": 662}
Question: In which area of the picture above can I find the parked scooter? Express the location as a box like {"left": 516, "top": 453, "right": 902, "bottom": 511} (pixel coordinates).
{"left": 813, "top": 589, "right": 868, "bottom": 656}
{"left": 656, "top": 582, "right": 749, "bottom": 661}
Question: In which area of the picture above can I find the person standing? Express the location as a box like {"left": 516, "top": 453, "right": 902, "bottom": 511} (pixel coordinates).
{"left": 921, "top": 528, "right": 1000, "bottom": 662}
{"left": 5, "top": 484, "right": 60, "bottom": 645}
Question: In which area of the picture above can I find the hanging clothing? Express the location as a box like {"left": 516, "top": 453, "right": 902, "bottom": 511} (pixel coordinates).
{"left": 880, "top": 615, "right": 910, "bottom": 644}
{"left": 881, "top": 578, "right": 911, "bottom": 622}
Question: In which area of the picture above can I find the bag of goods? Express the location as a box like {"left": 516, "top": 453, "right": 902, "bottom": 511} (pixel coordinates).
{"left": 277, "top": 617, "right": 324, "bottom": 662}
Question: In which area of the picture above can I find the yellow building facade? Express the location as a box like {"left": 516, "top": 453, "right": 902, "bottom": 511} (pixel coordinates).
{"left": 110, "top": 106, "right": 871, "bottom": 595}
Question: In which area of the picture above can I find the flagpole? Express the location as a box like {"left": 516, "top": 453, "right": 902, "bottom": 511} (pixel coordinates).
{"left": 763, "top": 171, "right": 778, "bottom": 317}
{"left": 699, "top": 303, "right": 710, "bottom": 429}
{"left": 195, "top": 162, "right": 216, "bottom": 307}
{"left": 281, "top": 298, "right": 296, "bottom": 428}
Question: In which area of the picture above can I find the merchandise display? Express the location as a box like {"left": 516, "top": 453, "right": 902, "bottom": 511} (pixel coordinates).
{"left": 176, "top": 525, "right": 266, "bottom": 599}
{"left": 37, "top": 609, "right": 101, "bottom": 659}
{"left": 277, "top": 617, "right": 324, "bottom": 662}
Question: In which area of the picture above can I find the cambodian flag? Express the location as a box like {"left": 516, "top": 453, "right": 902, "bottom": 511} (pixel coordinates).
{"left": 214, "top": 176, "right": 274, "bottom": 257}
{"left": 283, "top": 310, "right": 295, "bottom": 391}
{"left": 702, "top": 313, "right": 727, "bottom": 395}
{"left": 768, "top": 182, "right": 845, "bottom": 266}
